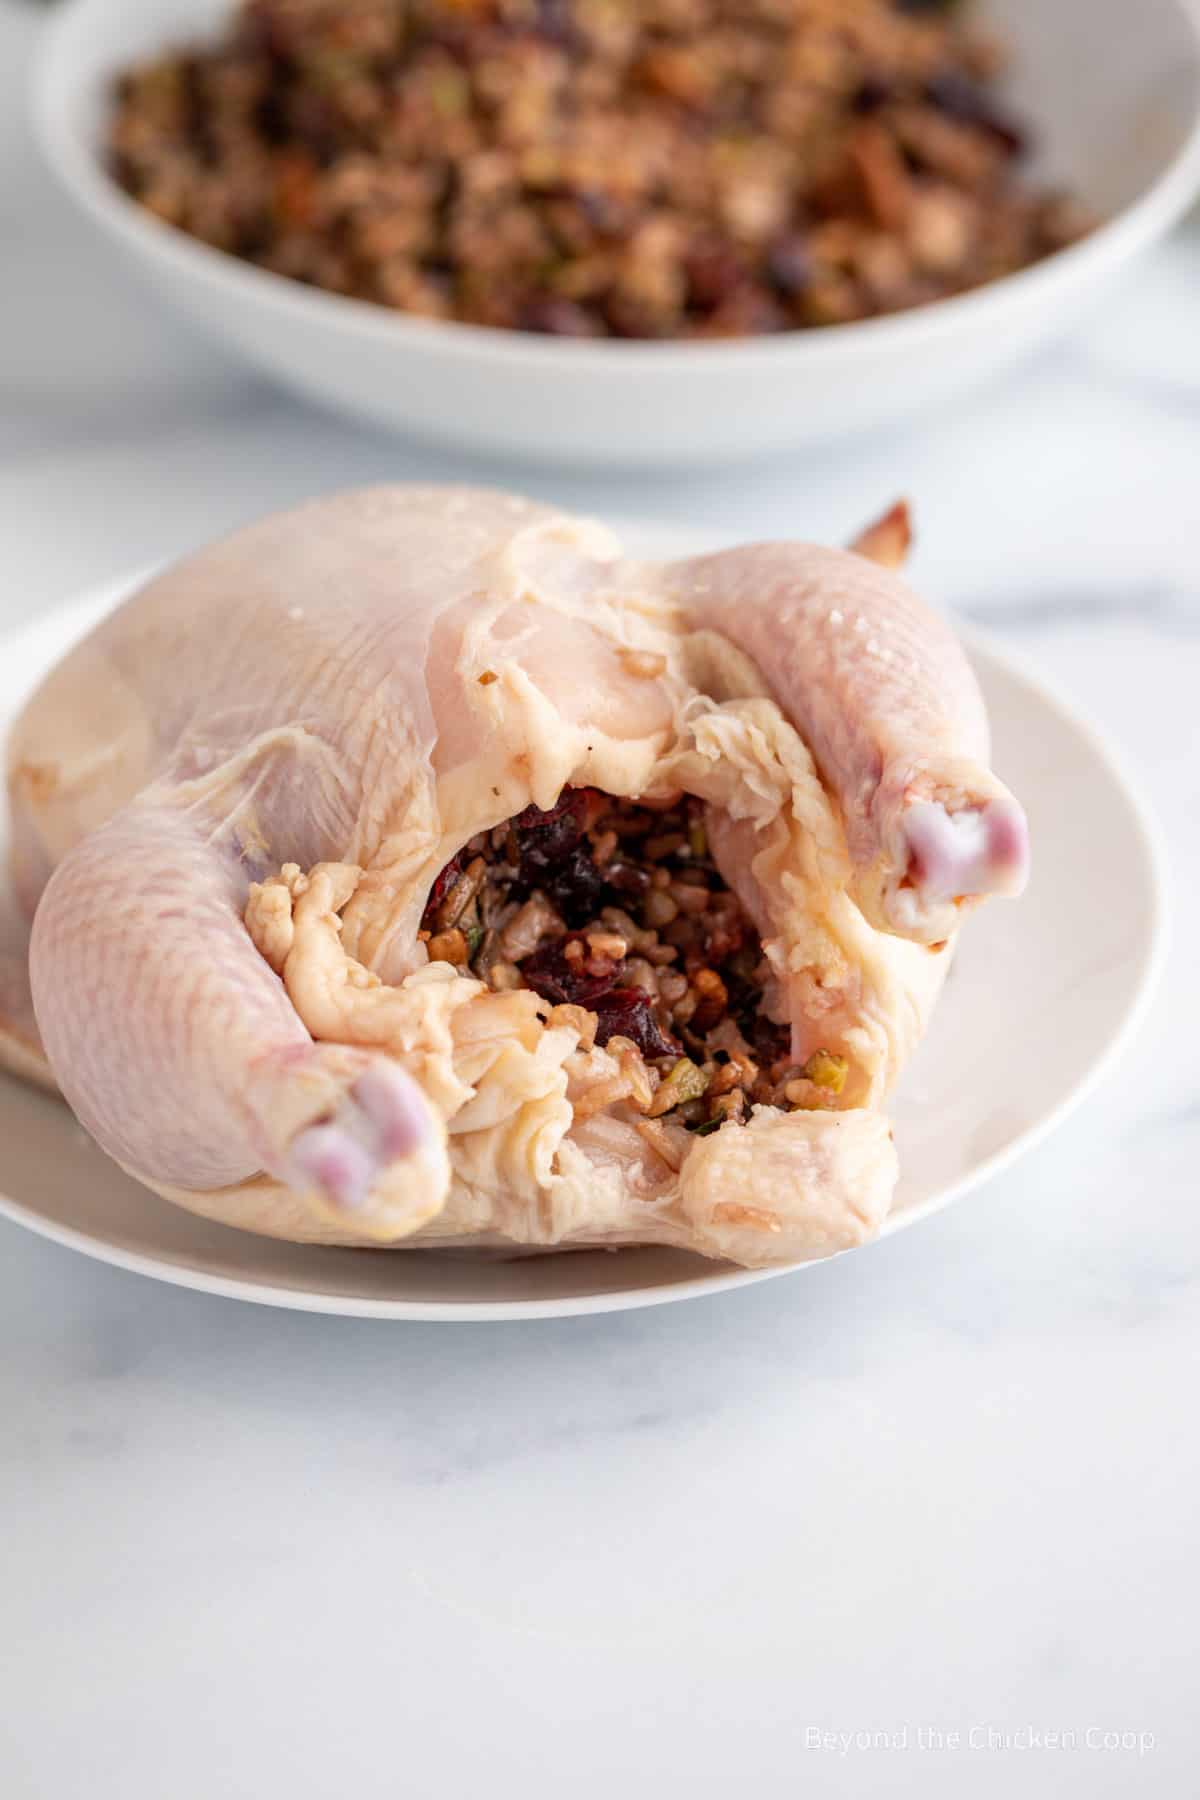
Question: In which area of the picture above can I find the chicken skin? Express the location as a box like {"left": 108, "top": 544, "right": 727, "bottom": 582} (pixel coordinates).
{"left": 1, "top": 487, "right": 1027, "bottom": 1267}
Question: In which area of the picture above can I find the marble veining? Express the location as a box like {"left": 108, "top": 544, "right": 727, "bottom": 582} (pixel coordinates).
{"left": 1, "top": 12, "right": 1198, "bottom": 1797}
{"left": 959, "top": 582, "right": 1200, "bottom": 636}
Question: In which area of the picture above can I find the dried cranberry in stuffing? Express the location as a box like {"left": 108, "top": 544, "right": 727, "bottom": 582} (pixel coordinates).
{"left": 685, "top": 240, "right": 746, "bottom": 310}
{"left": 421, "top": 848, "right": 465, "bottom": 929}
{"left": 532, "top": 0, "right": 577, "bottom": 47}
{"left": 545, "top": 846, "right": 607, "bottom": 924}
{"left": 852, "top": 74, "right": 895, "bottom": 114}
{"left": 924, "top": 72, "right": 1026, "bottom": 154}
{"left": 766, "top": 234, "right": 813, "bottom": 298}
{"left": 604, "top": 861, "right": 652, "bottom": 897}
{"left": 577, "top": 189, "right": 630, "bottom": 237}
{"left": 512, "top": 789, "right": 608, "bottom": 924}
{"left": 513, "top": 789, "right": 589, "bottom": 881}
{"left": 521, "top": 934, "right": 620, "bottom": 1006}
{"left": 593, "top": 990, "right": 679, "bottom": 1060}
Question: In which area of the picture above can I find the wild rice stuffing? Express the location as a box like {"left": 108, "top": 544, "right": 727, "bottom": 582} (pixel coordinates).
{"left": 108, "top": 0, "right": 1092, "bottom": 339}
{"left": 420, "top": 787, "right": 849, "bottom": 1132}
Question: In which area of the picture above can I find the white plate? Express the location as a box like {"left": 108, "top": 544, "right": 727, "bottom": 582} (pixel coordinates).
{"left": 33, "top": 0, "right": 1200, "bottom": 466}
{"left": 0, "top": 548, "right": 1166, "bottom": 1319}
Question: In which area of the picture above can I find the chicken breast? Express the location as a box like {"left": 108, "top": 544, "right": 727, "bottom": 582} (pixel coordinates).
{"left": 1, "top": 487, "right": 1027, "bottom": 1268}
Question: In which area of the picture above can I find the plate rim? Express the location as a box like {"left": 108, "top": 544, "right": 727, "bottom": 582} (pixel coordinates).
{"left": 0, "top": 565, "right": 1169, "bottom": 1320}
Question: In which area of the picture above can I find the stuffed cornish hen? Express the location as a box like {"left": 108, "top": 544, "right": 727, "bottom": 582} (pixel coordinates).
{"left": 0, "top": 488, "right": 1027, "bottom": 1267}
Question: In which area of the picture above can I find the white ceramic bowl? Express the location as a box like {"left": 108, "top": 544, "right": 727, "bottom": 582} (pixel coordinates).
{"left": 35, "top": 0, "right": 1200, "bottom": 468}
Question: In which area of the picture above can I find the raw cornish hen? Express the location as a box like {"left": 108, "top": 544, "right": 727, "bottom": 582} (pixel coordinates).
{"left": 1, "top": 488, "right": 1026, "bottom": 1267}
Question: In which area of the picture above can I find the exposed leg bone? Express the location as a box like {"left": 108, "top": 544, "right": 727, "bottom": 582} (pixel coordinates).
{"left": 286, "top": 1060, "right": 432, "bottom": 1219}
{"left": 903, "top": 796, "right": 1030, "bottom": 906}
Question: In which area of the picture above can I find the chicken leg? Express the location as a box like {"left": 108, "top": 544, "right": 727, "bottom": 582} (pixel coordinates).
{"left": 669, "top": 539, "right": 1029, "bottom": 943}
{"left": 29, "top": 799, "right": 444, "bottom": 1235}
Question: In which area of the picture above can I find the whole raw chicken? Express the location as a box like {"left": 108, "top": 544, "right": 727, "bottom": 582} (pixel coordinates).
{"left": 0, "top": 487, "right": 1027, "bottom": 1268}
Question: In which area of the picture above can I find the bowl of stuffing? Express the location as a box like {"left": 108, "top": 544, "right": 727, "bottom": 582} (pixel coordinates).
{"left": 34, "top": 0, "right": 1200, "bottom": 466}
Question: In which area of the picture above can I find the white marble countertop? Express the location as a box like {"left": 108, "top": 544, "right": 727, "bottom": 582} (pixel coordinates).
{"left": 2, "top": 7, "right": 1199, "bottom": 1795}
